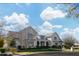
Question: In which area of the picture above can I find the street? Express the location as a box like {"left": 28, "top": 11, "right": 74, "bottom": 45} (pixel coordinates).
{"left": 27, "top": 51, "right": 79, "bottom": 56}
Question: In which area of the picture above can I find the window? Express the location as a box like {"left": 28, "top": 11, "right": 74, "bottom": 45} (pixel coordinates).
{"left": 46, "top": 37, "right": 51, "bottom": 40}
{"left": 28, "top": 33, "right": 33, "bottom": 39}
{"left": 40, "top": 35, "right": 44, "bottom": 39}
{"left": 54, "top": 37, "right": 57, "bottom": 40}
{"left": 41, "top": 41, "right": 45, "bottom": 46}
{"left": 46, "top": 38, "right": 48, "bottom": 40}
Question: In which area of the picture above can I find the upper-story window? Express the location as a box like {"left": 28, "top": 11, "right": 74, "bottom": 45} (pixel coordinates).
{"left": 40, "top": 35, "right": 45, "bottom": 39}
{"left": 54, "top": 37, "right": 57, "bottom": 40}
{"left": 28, "top": 33, "right": 33, "bottom": 39}
{"left": 47, "top": 37, "right": 52, "bottom": 41}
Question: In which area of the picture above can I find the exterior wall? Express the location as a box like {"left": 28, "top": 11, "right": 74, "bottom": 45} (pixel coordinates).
{"left": 36, "top": 32, "right": 63, "bottom": 47}
{"left": 9, "top": 27, "right": 62, "bottom": 48}
{"left": 8, "top": 26, "right": 38, "bottom": 48}
{"left": 18, "top": 27, "right": 37, "bottom": 48}
{"left": 36, "top": 35, "right": 47, "bottom": 47}
{"left": 46, "top": 32, "right": 62, "bottom": 46}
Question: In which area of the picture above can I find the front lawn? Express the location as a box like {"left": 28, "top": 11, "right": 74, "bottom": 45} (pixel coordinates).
{"left": 25, "top": 47, "right": 62, "bottom": 52}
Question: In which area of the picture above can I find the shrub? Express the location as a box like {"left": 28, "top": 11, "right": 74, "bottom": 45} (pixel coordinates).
{"left": 52, "top": 45, "right": 62, "bottom": 49}
{"left": 0, "top": 48, "right": 5, "bottom": 53}
{"left": 10, "top": 39, "right": 16, "bottom": 47}
{"left": 17, "top": 45, "right": 22, "bottom": 50}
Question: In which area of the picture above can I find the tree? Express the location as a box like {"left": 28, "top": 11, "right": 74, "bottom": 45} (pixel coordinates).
{"left": 63, "top": 35, "right": 76, "bottom": 49}
{"left": 6, "top": 36, "right": 14, "bottom": 47}
{"left": 0, "top": 20, "right": 5, "bottom": 47}
{"left": 3, "top": 36, "right": 14, "bottom": 50}
{"left": 66, "top": 3, "right": 79, "bottom": 18}
{"left": 0, "top": 37, "right": 4, "bottom": 47}
{"left": 10, "top": 39, "right": 16, "bottom": 47}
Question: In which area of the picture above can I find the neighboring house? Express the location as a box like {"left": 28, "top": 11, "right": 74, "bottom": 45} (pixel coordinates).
{"left": 9, "top": 26, "right": 62, "bottom": 48}
{"left": 36, "top": 32, "right": 63, "bottom": 47}
{"left": 74, "top": 43, "right": 79, "bottom": 47}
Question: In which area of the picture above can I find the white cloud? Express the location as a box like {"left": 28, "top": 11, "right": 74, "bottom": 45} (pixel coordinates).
{"left": 60, "top": 27, "right": 79, "bottom": 39}
{"left": 42, "top": 21, "right": 53, "bottom": 30}
{"left": 63, "top": 28, "right": 69, "bottom": 31}
{"left": 40, "top": 7, "right": 67, "bottom": 21}
{"left": 61, "top": 29, "right": 75, "bottom": 36}
{"left": 41, "top": 21, "right": 63, "bottom": 30}
{"left": 63, "top": 27, "right": 79, "bottom": 34}
{"left": 4, "top": 12, "right": 29, "bottom": 31}
{"left": 38, "top": 21, "right": 53, "bottom": 35}
{"left": 38, "top": 21, "right": 63, "bottom": 35}
{"left": 53, "top": 25, "right": 63, "bottom": 29}
{"left": 0, "top": 20, "right": 4, "bottom": 27}
{"left": 38, "top": 27, "right": 53, "bottom": 35}
{"left": 73, "top": 27, "right": 79, "bottom": 33}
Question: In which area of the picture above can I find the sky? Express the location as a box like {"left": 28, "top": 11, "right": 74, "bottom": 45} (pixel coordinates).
{"left": 0, "top": 3, "right": 79, "bottom": 40}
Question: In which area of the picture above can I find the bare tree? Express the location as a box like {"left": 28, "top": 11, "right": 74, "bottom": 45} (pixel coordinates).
{"left": 63, "top": 34, "right": 76, "bottom": 49}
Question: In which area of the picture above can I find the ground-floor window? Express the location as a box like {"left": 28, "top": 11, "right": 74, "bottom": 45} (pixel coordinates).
{"left": 46, "top": 41, "right": 49, "bottom": 47}
{"left": 41, "top": 41, "right": 45, "bottom": 46}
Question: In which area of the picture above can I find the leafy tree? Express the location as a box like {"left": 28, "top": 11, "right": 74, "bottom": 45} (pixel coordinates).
{"left": 6, "top": 36, "right": 14, "bottom": 47}
{"left": 10, "top": 39, "right": 16, "bottom": 47}
{"left": 0, "top": 36, "right": 4, "bottom": 47}
{"left": 66, "top": 3, "right": 79, "bottom": 18}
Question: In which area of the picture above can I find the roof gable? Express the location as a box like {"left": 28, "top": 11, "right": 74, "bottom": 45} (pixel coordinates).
{"left": 19, "top": 26, "right": 37, "bottom": 34}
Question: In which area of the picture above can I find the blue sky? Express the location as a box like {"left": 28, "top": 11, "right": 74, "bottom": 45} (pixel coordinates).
{"left": 0, "top": 3, "right": 79, "bottom": 40}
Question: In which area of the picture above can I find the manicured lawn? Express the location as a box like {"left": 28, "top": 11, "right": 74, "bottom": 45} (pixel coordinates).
{"left": 14, "top": 47, "right": 62, "bottom": 55}
{"left": 25, "top": 48, "right": 62, "bottom": 52}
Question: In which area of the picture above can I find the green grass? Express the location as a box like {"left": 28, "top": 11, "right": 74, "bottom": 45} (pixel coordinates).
{"left": 25, "top": 48, "right": 62, "bottom": 52}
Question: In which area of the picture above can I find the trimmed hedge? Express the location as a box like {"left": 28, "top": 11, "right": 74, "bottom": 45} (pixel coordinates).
{"left": 52, "top": 45, "right": 62, "bottom": 49}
